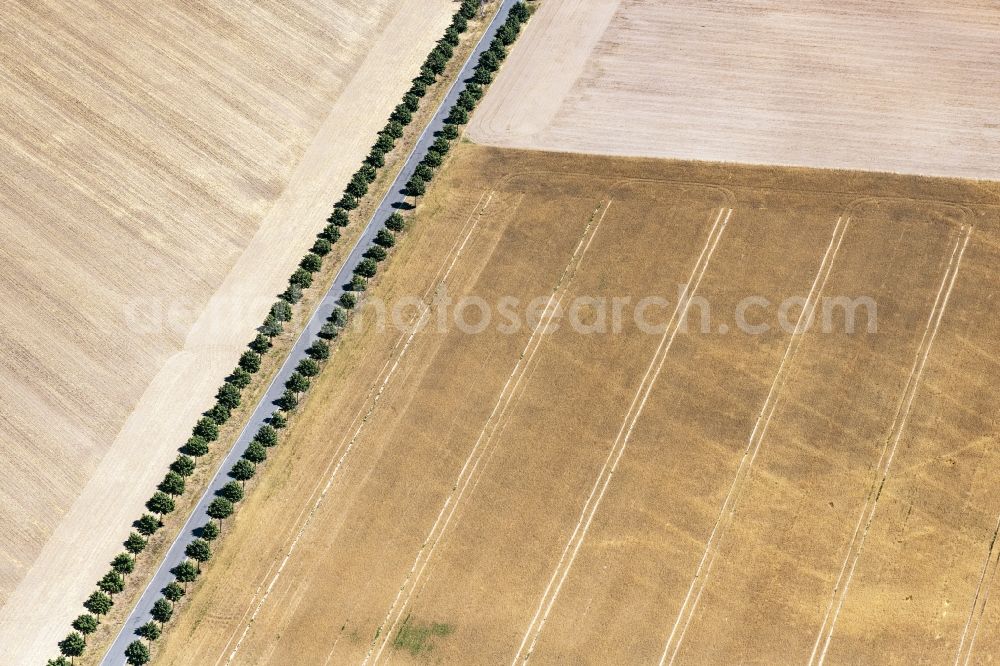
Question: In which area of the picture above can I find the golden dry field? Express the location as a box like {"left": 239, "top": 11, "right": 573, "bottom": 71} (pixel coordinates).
{"left": 467, "top": 0, "right": 1000, "bottom": 180}
{"left": 0, "top": 0, "right": 453, "bottom": 660}
{"left": 151, "top": 143, "right": 1000, "bottom": 664}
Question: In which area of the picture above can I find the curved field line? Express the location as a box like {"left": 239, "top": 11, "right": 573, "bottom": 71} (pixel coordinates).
{"left": 512, "top": 207, "right": 732, "bottom": 665}
{"left": 658, "top": 214, "right": 851, "bottom": 666}
{"left": 364, "top": 200, "right": 614, "bottom": 666}
{"left": 809, "top": 226, "right": 972, "bottom": 666}
{"left": 218, "top": 190, "right": 493, "bottom": 665}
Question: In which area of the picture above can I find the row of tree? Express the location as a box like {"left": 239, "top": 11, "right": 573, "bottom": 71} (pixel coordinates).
{"left": 48, "top": 1, "right": 519, "bottom": 664}
{"left": 406, "top": 2, "right": 530, "bottom": 204}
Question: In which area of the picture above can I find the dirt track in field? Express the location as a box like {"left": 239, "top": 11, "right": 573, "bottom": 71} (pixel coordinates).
{"left": 0, "top": 0, "right": 453, "bottom": 661}
{"left": 150, "top": 143, "right": 1000, "bottom": 664}
{"left": 468, "top": 0, "right": 1000, "bottom": 180}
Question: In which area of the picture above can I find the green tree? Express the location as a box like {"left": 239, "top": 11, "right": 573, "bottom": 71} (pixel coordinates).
{"left": 98, "top": 571, "right": 124, "bottom": 598}
{"left": 350, "top": 172, "right": 370, "bottom": 197}
{"left": 206, "top": 498, "right": 234, "bottom": 528}
{"left": 357, "top": 165, "right": 376, "bottom": 188}
{"left": 308, "top": 339, "right": 332, "bottom": 359}
{"left": 136, "top": 621, "right": 160, "bottom": 646}
{"left": 135, "top": 514, "right": 160, "bottom": 537}
{"left": 146, "top": 492, "right": 175, "bottom": 524}
{"left": 339, "top": 292, "right": 359, "bottom": 310}
{"left": 320, "top": 225, "right": 342, "bottom": 243}
{"left": 46, "top": 657, "right": 70, "bottom": 666}
{"left": 406, "top": 175, "right": 425, "bottom": 203}
{"left": 172, "top": 561, "right": 198, "bottom": 589}
{"left": 337, "top": 194, "right": 359, "bottom": 211}
{"left": 249, "top": 334, "right": 271, "bottom": 354}
{"left": 239, "top": 350, "right": 261, "bottom": 374}
{"left": 366, "top": 147, "right": 386, "bottom": 169}
{"left": 348, "top": 275, "right": 367, "bottom": 292}
{"left": 472, "top": 67, "right": 493, "bottom": 85}
{"left": 319, "top": 322, "right": 339, "bottom": 340}
{"left": 151, "top": 598, "right": 173, "bottom": 625}
{"left": 511, "top": 2, "right": 531, "bottom": 22}
{"left": 452, "top": 13, "right": 468, "bottom": 33}
{"left": 422, "top": 149, "right": 443, "bottom": 168}
{"left": 457, "top": 90, "right": 477, "bottom": 112}
{"left": 354, "top": 258, "right": 378, "bottom": 280}
{"left": 183, "top": 435, "right": 210, "bottom": 457}
{"left": 112, "top": 552, "right": 135, "bottom": 576}
{"left": 385, "top": 120, "right": 405, "bottom": 139}
{"left": 271, "top": 299, "right": 293, "bottom": 322}
{"left": 385, "top": 213, "right": 406, "bottom": 232}
{"left": 125, "top": 532, "right": 147, "bottom": 558}
{"left": 84, "top": 591, "right": 113, "bottom": 617}
{"left": 217, "top": 381, "right": 242, "bottom": 409}
{"left": 478, "top": 49, "right": 500, "bottom": 72}
{"left": 425, "top": 49, "right": 448, "bottom": 75}
{"left": 262, "top": 313, "right": 284, "bottom": 338}
{"left": 296, "top": 358, "right": 320, "bottom": 378}
{"left": 163, "top": 581, "right": 185, "bottom": 605}
{"left": 447, "top": 106, "right": 470, "bottom": 125}
{"left": 200, "top": 520, "right": 220, "bottom": 542}
{"left": 441, "top": 123, "right": 460, "bottom": 140}
{"left": 185, "top": 539, "right": 212, "bottom": 573}
{"left": 270, "top": 411, "right": 288, "bottom": 429}
{"left": 330, "top": 307, "right": 350, "bottom": 326}
{"left": 285, "top": 372, "right": 310, "bottom": 394}
{"left": 497, "top": 21, "right": 518, "bottom": 45}
{"left": 330, "top": 208, "right": 350, "bottom": 227}
{"left": 206, "top": 402, "right": 230, "bottom": 425}
{"left": 219, "top": 481, "right": 244, "bottom": 503}
{"left": 460, "top": 0, "right": 478, "bottom": 19}
{"left": 58, "top": 632, "right": 85, "bottom": 663}
{"left": 159, "top": 471, "right": 185, "bottom": 497}
{"left": 277, "top": 389, "right": 299, "bottom": 411}
{"left": 414, "top": 163, "right": 434, "bottom": 182}
{"left": 409, "top": 79, "right": 428, "bottom": 98}
{"left": 244, "top": 441, "right": 268, "bottom": 467}
{"left": 375, "top": 132, "right": 395, "bottom": 152}
{"left": 229, "top": 366, "right": 252, "bottom": 389}
{"left": 169, "top": 456, "right": 195, "bottom": 480}
{"left": 443, "top": 25, "right": 461, "bottom": 46}
{"left": 391, "top": 104, "right": 413, "bottom": 125}
{"left": 432, "top": 136, "right": 452, "bottom": 154}
{"left": 312, "top": 238, "right": 332, "bottom": 256}
{"left": 403, "top": 92, "right": 420, "bottom": 112}
{"left": 363, "top": 247, "right": 385, "bottom": 267}
{"left": 301, "top": 253, "right": 323, "bottom": 273}
{"left": 282, "top": 283, "right": 304, "bottom": 304}
{"left": 290, "top": 267, "right": 313, "bottom": 289}
{"left": 194, "top": 417, "right": 219, "bottom": 441}
{"left": 71, "top": 614, "right": 98, "bottom": 643}
{"left": 124, "top": 640, "right": 150, "bottom": 665}
{"left": 231, "top": 459, "right": 255, "bottom": 489}
{"left": 375, "top": 229, "right": 396, "bottom": 248}
{"left": 254, "top": 424, "right": 279, "bottom": 447}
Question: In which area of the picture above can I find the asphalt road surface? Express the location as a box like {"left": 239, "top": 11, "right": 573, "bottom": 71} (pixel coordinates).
{"left": 102, "top": 1, "right": 520, "bottom": 662}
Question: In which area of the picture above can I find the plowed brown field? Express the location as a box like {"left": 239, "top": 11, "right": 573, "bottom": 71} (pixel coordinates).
{"left": 153, "top": 143, "right": 1000, "bottom": 664}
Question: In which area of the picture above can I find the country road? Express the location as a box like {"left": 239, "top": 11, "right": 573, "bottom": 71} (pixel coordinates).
{"left": 102, "top": 1, "right": 521, "bottom": 662}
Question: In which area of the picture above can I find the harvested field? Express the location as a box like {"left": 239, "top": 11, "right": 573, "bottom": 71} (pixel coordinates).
{"left": 467, "top": 0, "right": 1000, "bottom": 180}
{"left": 0, "top": 0, "right": 453, "bottom": 661}
{"left": 151, "top": 142, "right": 1000, "bottom": 664}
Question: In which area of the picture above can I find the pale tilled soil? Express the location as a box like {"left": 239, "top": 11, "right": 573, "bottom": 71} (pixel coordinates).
{"left": 0, "top": 0, "right": 453, "bottom": 662}
{"left": 468, "top": 0, "right": 1000, "bottom": 180}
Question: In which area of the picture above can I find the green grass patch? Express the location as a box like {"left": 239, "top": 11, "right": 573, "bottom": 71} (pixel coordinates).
{"left": 393, "top": 615, "right": 455, "bottom": 657}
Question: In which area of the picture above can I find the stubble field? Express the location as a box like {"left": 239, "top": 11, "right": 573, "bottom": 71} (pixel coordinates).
{"left": 151, "top": 142, "right": 1000, "bottom": 664}
{"left": 0, "top": 0, "right": 453, "bottom": 660}
{"left": 467, "top": 0, "right": 1000, "bottom": 180}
